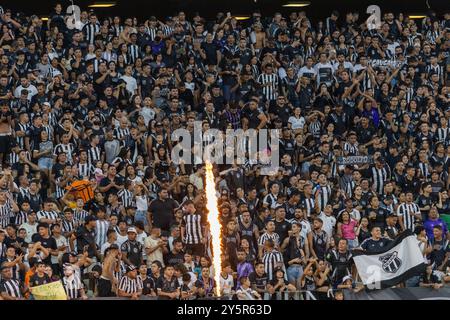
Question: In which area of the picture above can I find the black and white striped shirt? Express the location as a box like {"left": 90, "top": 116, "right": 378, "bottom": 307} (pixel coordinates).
{"left": 118, "top": 189, "right": 134, "bottom": 208}
{"left": 36, "top": 210, "right": 60, "bottom": 223}
{"left": 77, "top": 162, "right": 94, "bottom": 178}
{"left": 83, "top": 23, "right": 100, "bottom": 45}
{"left": 146, "top": 27, "right": 157, "bottom": 41}
{"left": 55, "top": 176, "right": 69, "bottom": 199}
{"left": 63, "top": 276, "right": 83, "bottom": 299}
{"left": 181, "top": 214, "right": 203, "bottom": 245}
{"left": 95, "top": 219, "right": 110, "bottom": 248}
{"left": 262, "top": 250, "right": 284, "bottom": 281}
{"left": 300, "top": 197, "right": 315, "bottom": 218}
{"left": 73, "top": 209, "right": 89, "bottom": 225}
{"left": 118, "top": 274, "right": 143, "bottom": 294}
{"left": 436, "top": 127, "right": 450, "bottom": 144}
{"left": 257, "top": 73, "right": 279, "bottom": 101}
{"left": 15, "top": 122, "right": 29, "bottom": 148}
{"left": 371, "top": 165, "right": 390, "bottom": 195}
{"left": 162, "top": 25, "right": 174, "bottom": 37}
{"left": 88, "top": 146, "right": 102, "bottom": 165}
{"left": 258, "top": 232, "right": 280, "bottom": 248}
{"left": 426, "top": 64, "right": 444, "bottom": 80}
{"left": 62, "top": 219, "right": 75, "bottom": 234}
{"left": 0, "top": 279, "right": 22, "bottom": 298}
{"left": 113, "top": 127, "right": 130, "bottom": 142}
{"left": 262, "top": 193, "right": 278, "bottom": 209}
{"left": 0, "top": 201, "right": 13, "bottom": 229}
{"left": 397, "top": 202, "right": 420, "bottom": 231}
{"left": 111, "top": 25, "right": 124, "bottom": 37}
{"left": 128, "top": 44, "right": 140, "bottom": 64}
{"left": 54, "top": 143, "right": 75, "bottom": 164}
{"left": 308, "top": 121, "right": 322, "bottom": 139}
{"left": 417, "top": 162, "right": 430, "bottom": 180}
{"left": 12, "top": 210, "right": 27, "bottom": 226}
{"left": 313, "top": 184, "right": 332, "bottom": 212}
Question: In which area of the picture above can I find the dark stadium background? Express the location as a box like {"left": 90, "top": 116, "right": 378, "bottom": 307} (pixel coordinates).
{"left": 0, "top": 0, "right": 448, "bottom": 21}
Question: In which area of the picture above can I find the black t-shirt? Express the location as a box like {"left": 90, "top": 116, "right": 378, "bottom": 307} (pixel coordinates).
{"left": 156, "top": 276, "right": 180, "bottom": 299}
{"left": 29, "top": 273, "right": 51, "bottom": 287}
{"left": 121, "top": 240, "right": 143, "bottom": 267}
{"left": 31, "top": 234, "right": 57, "bottom": 264}
{"left": 164, "top": 250, "right": 185, "bottom": 267}
{"left": 364, "top": 207, "right": 389, "bottom": 231}
{"left": 248, "top": 271, "right": 268, "bottom": 291}
{"left": 360, "top": 237, "right": 392, "bottom": 253}
{"left": 149, "top": 199, "right": 178, "bottom": 231}
{"left": 99, "top": 176, "right": 124, "bottom": 198}
{"left": 141, "top": 276, "right": 155, "bottom": 295}
{"left": 75, "top": 226, "right": 97, "bottom": 257}
{"left": 273, "top": 219, "right": 291, "bottom": 243}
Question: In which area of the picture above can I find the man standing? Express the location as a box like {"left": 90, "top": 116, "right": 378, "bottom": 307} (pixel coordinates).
{"left": 180, "top": 200, "right": 205, "bottom": 257}
{"left": 75, "top": 215, "right": 99, "bottom": 260}
{"left": 121, "top": 227, "right": 143, "bottom": 267}
{"left": 148, "top": 188, "right": 179, "bottom": 232}
{"left": 397, "top": 192, "right": 421, "bottom": 232}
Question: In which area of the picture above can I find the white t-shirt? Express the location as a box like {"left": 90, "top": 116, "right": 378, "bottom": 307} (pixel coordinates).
{"left": 288, "top": 116, "right": 305, "bottom": 130}
{"left": 52, "top": 235, "right": 69, "bottom": 264}
{"left": 135, "top": 195, "right": 148, "bottom": 211}
{"left": 220, "top": 274, "right": 234, "bottom": 296}
{"left": 140, "top": 107, "right": 156, "bottom": 126}
{"left": 20, "top": 222, "right": 37, "bottom": 243}
{"left": 14, "top": 84, "right": 37, "bottom": 100}
{"left": 318, "top": 212, "right": 336, "bottom": 237}
{"left": 144, "top": 236, "right": 164, "bottom": 267}
{"left": 121, "top": 75, "right": 138, "bottom": 95}
{"left": 100, "top": 241, "right": 116, "bottom": 255}
{"left": 116, "top": 233, "right": 128, "bottom": 248}
{"left": 236, "top": 287, "right": 258, "bottom": 300}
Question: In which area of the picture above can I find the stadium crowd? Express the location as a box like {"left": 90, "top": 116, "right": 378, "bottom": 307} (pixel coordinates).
{"left": 0, "top": 4, "right": 449, "bottom": 300}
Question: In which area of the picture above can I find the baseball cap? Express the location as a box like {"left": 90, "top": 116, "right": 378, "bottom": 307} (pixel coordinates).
{"left": 126, "top": 264, "right": 137, "bottom": 273}
{"left": 342, "top": 275, "right": 353, "bottom": 283}
{"left": 127, "top": 227, "right": 137, "bottom": 234}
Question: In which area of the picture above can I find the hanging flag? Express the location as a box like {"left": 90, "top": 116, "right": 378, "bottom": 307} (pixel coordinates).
{"left": 352, "top": 231, "right": 426, "bottom": 289}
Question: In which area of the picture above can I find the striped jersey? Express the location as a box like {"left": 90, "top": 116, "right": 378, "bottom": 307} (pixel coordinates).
{"left": 396, "top": 202, "right": 420, "bottom": 231}
{"left": 118, "top": 274, "right": 143, "bottom": 294}
{"left": 262, "top": 249, "right": 285, "bottom": 281}
{"left": 257, "top": 73, "right": 279, "bottom": 101}
{"left": 181, "top": 213, "right": 203, "bottom": 245}
{"left": 63, "top": 276, "right": 84, "bottom": 299}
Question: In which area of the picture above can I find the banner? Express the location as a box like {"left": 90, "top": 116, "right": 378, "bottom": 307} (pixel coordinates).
{"left": 369, "top": 59, "right": 405, "bottom": 69}
{"left": 336, "top": 156, "right": 373, "bottom": 165}
{"left": 31, "top": 281, "right": 67, "bottom": 300}
{"left": 352, "top": 231, "right": 426, "bottom": 289}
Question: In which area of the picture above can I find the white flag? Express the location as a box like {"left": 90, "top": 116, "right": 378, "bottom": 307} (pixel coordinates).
{"left": 352, "top": 231, "right": 426, "bottom": 289}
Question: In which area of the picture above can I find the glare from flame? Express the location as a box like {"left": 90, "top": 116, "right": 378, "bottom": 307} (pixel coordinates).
{"left": 204, "top": 162, "right": 222, "bottom": 297}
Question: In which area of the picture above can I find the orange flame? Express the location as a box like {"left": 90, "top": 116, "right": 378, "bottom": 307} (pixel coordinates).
{"left": 205, "top": 162, "right": 222, "bottom": 297}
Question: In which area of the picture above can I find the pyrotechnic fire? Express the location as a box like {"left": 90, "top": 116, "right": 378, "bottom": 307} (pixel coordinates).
{"left": 204, "top": 162, "right": 222, "bottom": 297}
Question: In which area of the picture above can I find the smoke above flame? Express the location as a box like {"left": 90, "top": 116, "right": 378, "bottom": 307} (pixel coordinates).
{"left": 204, "top": 162, "right": 223, "bottom": 297}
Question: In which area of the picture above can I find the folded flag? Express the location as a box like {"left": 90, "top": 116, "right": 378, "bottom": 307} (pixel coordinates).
{"left": 352, "top": 231, "right": 426, "bottom": 289}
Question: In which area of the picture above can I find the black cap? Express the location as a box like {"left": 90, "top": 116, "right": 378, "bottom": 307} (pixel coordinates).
{"left": 387, "top": 212, "right": 398, "bottom": 217}
{"left": 69, "top": 251, "right": 78, "bottom": 257}
{"left": 126, "top": 265, "right": 137, "bottom": 273}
